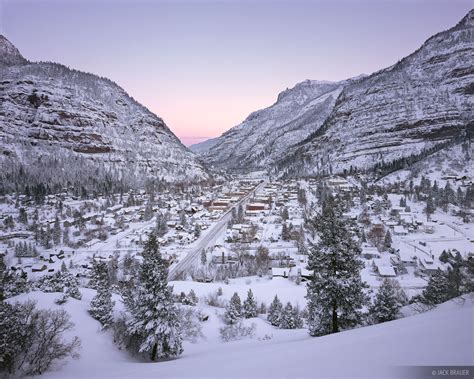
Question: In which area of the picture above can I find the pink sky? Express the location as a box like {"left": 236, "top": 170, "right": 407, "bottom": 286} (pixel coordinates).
{"left": 1, "top": 0, "right": 471, "bottom": 146}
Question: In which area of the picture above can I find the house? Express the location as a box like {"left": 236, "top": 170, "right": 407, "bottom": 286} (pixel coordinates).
{"left": 299, "top": 268, "right": 313, "bottom": 281}
{"left": 422, "top": 222, "right": 436, "bottom": 234}
{"left": 393, "top": 225, "right": 408, "bottom": 236}
{"left": 271, "top": 267, "right": 290, "bottom": 278}
{"left": 376, "top": 265, "right": 397, "bottom": 277}
{"left": 361, "top": 246, "right": 381, "bottom": 259}
{"left": 395, "top": 245, "right": 417, "bottom": 266}
{"left": 32, "top": 264, "right": 47, "bottom": 272}
{"left": 246, "top": 203, "right": 266, "bottom": 211}
{"left": 418, "top": 256, "right": 443, "bottom": 275}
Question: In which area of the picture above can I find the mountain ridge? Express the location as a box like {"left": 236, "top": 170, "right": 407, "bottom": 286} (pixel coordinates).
{"left": 194, "top": 10, "right": 473, "bottom": 178}
{"left": 0, "top": 35, "right": 209, "bottom": 193}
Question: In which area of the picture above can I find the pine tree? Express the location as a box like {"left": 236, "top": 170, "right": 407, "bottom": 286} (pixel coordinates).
{"left": 424, "top": 196, "right": 435, "bottom": 221}
{"left": 384, "top": 230, "right": 392, "bottom": 249}
{"left": 126, "top": 234, "right": 183, "bottom": 361}
{"left": 0, "top": 254, "right": 6, "bottom": 302}
{"left": 306, "top": 194, "right": 369, "bottom": 337}
{"left": 224, "top": 292, "right": 242, "bottom": 325}
{"left": 421, "top": 269, "right": 450, "bottom": 305}
{"left": 200, "top": 249, "right": 207, "bottom": 265}
{"left": 267, "top": 295, "right": 283, "bottom": 326}
{"left": 63, "top": 271, "right": 82, "bottom": 300}
{"left": 279, "top": 302, "right": 296, "bottom": 329}
{"left": 281, "top": 223, "right": 290, "bottom": 241}
{"left": 292, "top": 305, "right": 304, "bottom": 328}
{"left": 89, "top": 260, "right": 115, "bottom": 328}
{"left": 237, "top": 205, "right": 244, "bottom": 223}
{"left": 194, "top": 223, "right": 201, "bottom": 238}
{"left": 143, "top": 199, "right": 154, "bottom": 221}
{"left": 186, "top": 289, "right": 198, "bottom": 306}
{"left": 242, "top": 289, "right": 258, "bottom": 318}
{"left": 370, "top": 279, "right": 402, "bottom": 323}
{"left": 281, "top": 207, "right": 289, "bottom": 221}
{"left": 18, "top": 208, "right": 28, "bottom": 224}
{"left": 52, "top": 216, "right": 61, "bottom": 246}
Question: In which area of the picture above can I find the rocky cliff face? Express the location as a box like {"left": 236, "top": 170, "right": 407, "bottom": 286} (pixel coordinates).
{"left": 0, "top": 36, "right": 208, "bottom": 190}
{"left": 194, "top": 79, "right": 357, "bottom": 170}
{"left": 196, "top": 11, "right": 473, "bottom": 178}
{"left": 276, "top": 10, "right": 474, "bottom": 177}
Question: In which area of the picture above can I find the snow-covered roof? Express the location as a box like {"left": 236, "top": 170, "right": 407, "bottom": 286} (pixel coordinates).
{"left": 377, "top": 265, "right": 396, "bottom": 277}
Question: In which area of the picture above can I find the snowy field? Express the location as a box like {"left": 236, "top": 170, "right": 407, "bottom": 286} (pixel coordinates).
{"left": 8, "top": 291, "right": 472, "bottom": 379}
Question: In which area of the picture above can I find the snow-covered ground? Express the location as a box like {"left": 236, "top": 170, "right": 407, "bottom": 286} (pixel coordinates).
{"left": 8, "top": 291, "right": 472, "bottom": 378}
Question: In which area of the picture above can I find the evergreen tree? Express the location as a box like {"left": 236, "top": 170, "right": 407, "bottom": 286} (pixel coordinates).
{"left": 370, "top": 279, "right": 402, "bottom": 323}
{"left": 52, "top": 216, "right": 61, "bottom": 246}
{"left": 306, "top": 195, "right": 369, "bottom": 337}
{"left": 421, "top": 269, "right": 450, "bottom": 305}
{"left": 194, "top": 223, "right": 201, "bottom": 238}
{"left": 155, "top": 212, "right": 168, "bottom": 237}
{"left": 242, "top": 289, "right": 258, "bottom": 318}
{"left": 267, "top": 295, "right": 283, "bottom": 326}
{"left": 0, "top": 254, "right": 6, "bottom": 302}
{"left": 63, "top": 226, "right": 70, "bottom": 246}
{"left": 439, "top": 250, "right": 451, "bottom": 264}
{"left": 279, "top": 302, "right": 302, "bottom": 329}
{"left": 281, "top": 207, "right": 289, "bottom": 221}
{"left": 281, "top": 222, "right": 290, "bottom": 241}
{"left": 143, "top": 199, "right": 154, "bottom": 221}
{"left": 126, "top": 234, "right": 183, "bottom": 361}
{"left": 18, "top": 208, "right": 28, "bottom": 224}
{"left": 424, "top": 196, "right": 435, "bottom": 221}
{"left": 224, "top": 292, "right": 242, "bottom": 325}
{"left": 398, "top": 197, "right": 406, "bottom": 208}
{"left": 384, "top": 230, "right": 392, "bottom": 249}
{"left": 89, "top": 260, "right": 115, "bottom": 328}
{"left": 187, "top": 289, "right": 198, "bottom": 306}
{"left": 200, "top": 249, "right": 207, "bottom": 265}
{"left": 237, "top": 205, "right": 244, "bottom": 223}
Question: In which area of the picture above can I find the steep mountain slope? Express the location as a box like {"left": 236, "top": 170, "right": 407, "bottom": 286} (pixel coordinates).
{"left": 189, "top": 137, "right": 219, "bottom": 154}
{"left": 0, "top": 36, "right": 208, "bottom": 192}
{"left": 195, "top": 79, "right": 360, "bottom": 170}
{"left": 277, "top": 10, "right": 474, "bottom": 178}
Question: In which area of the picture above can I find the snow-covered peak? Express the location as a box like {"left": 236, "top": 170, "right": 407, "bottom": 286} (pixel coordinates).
{"left": 276, "top": 79, "right": 335, "bottom": 102}
{"left": 459, "top": 8, "right": 474, "bottom": 27}
{"left": 0, "top": 35, "right": 27, "bottom": 66}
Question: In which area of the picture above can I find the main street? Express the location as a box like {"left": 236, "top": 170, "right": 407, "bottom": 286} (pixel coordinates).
{"left": 168, "top": 180, "right": 266, "bottom": 280}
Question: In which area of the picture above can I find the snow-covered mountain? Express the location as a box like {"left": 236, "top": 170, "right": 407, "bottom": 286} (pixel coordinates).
{"left": 277, "top": 10, "right": 474, "bottom": 178}
{"left": 0, "top": 36, "right": 208, "bottom": 191}
{"left": 194, "top": 78, "right": 360, "bottom": 170}
{"left": 197, "top": 10, "right": 473, "bottom": 178}
{"left": 189, "top": 137, "right": 220, "bottom": 154}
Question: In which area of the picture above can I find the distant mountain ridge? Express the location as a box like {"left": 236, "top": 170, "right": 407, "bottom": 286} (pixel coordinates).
{"left": 195, "top": 10, "right": 474, "bottom": 178}
{"left": 0, "top": 35, "right": 208, "bottom": 193}
{"left": 276, "top": 9, "right": 474, "bottom": 178}
{"left": 193, "top": 78, "right": 361, "bottom": 169}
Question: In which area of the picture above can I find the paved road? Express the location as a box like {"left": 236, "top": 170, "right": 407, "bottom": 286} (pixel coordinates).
{"left": 168, "top": 181, "right": 266, "bottom": 280}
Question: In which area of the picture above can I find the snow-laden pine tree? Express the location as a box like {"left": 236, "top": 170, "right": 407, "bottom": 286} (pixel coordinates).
{"left": 369, "top": 279, "right": 402, "bottom": 323}
{"left": 52, "top": 216, "right": 61, "bottom": 246}
{"left": 242, "top": 289, "right": 258, "bottom": 318}
{"left": 224, "top": 292, "right": 242, "bottom": 324}
{"left": 89, "top": 260, "right": 115, "bottom": 328}
{"left": 306, "top": 194, "right": 369, "bottom": 336}
{"left": 279, "top": 302, "right": 296, "bottom": 329}
{"left": 126, "top": 234, "right": 183, "bottom": 361}
{"left": 421, "top": 269, "right": 450, "bottom": 305}
{"left": 267, "top": 295, "right": 283, "bottom": 326}
{"left": 384, "top": 230, "right": 392, "bottom": 250}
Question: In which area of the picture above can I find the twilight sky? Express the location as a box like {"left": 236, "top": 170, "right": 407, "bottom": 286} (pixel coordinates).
{"left": 0, "top": 0, "right": 472, "bottom": 145}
